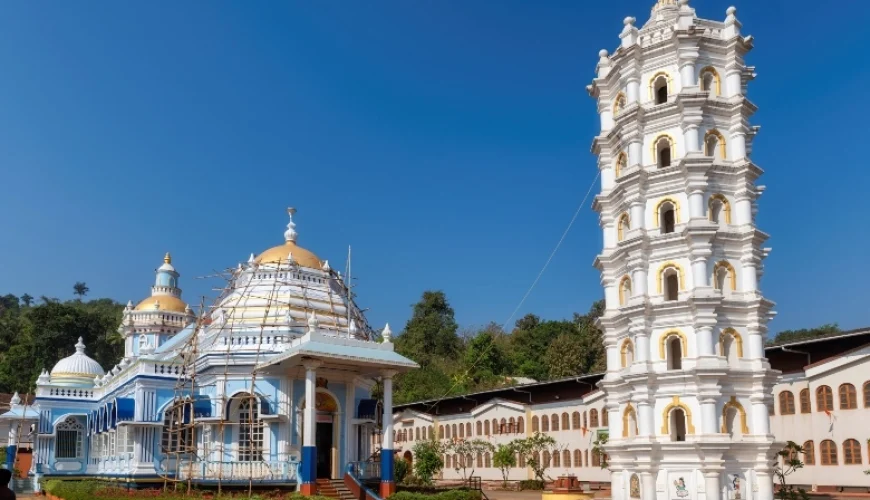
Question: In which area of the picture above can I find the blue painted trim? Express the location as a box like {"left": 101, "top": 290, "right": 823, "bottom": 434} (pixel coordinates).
{"left": 5, "top": 445, "right": 16, "bottom": 469}
{"left": 381, "top": 449, "right": 394, "bottom": 483}
{"left": 301, "top": 446, "right": 316, "bottom": 484}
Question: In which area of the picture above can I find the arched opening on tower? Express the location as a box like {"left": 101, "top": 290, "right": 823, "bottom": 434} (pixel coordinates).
{"left": 715, "top": 267, "right": 732, "bottom": 298}
{"left": 659, "top": 201, "right": 676, "bottom": 234}
{"left": 710, "top": 198, "right": 724, "bottom": 225}
{"left": 670, "top": 408, "right": 687, "bottom": 442}
{"left": 663, "top": 269, "right": 679, "bottom": 301}
{"left": 667, "top": 336, "right": 683, "bottom": 370}
{"left": 722, "top": 333, "right": 738, "bottom": 366}
{"left": 724, "top": 407, "right": 741, "bottom": 438}
{"left": 654, "top": 76, "right": 669, "bottom": 104}
{"left": 706, "top": 134, "right": 720, "bottom": 159}
{"left": 702, "top": 73, "right": 715, "bottom": 93}
{"left": 619, "top": 277, "right": 632, "bottom": 306}
{"left": 656, "top": 137, "right": 672, "bottom": 168}
{"left": 627, "top": 410, "right": 638, "bottom": 438}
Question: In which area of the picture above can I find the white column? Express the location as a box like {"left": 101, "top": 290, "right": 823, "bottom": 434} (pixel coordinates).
{"left": 604, "top": 222, "right": 617, "bottom": 248}
{"left": 725, "top": 69, "right": 742, "bottom": 97}
{"left": 634, "top": 331, "right": 650, "bottom": 363}
{"left": 626, "top": 78, "right": 640, "bottom": 104}
{"left": 637, "top": 401, "right": 653, "bottom": 437}
{"left": 756, "top": 470, "right": 774, "bottom": 500}
{"left": 735, "top": 197, "right": 752, "bottom": 225}
{"left": 747, "top": 330, "right": 765, "bottom": 361}
{"left": 704, "top": 472, "right": 722, "bottom": 500}
{"left": 729, "top": 132, "right": 747, "bottom": 160}
{"left": 601, "top": 165, "right": 616, "bottom": 191}
{"left": 683, "top": 125, "right": 700, "bottom": 154}
{"left": 688, "top": 190, "right": 705, "bottom": 218}
{"left": 605, "top": 284, "right": 619, "bottom": 310}
{"left": 641, "top": 472, "right": 656, "bottom": 500}
{"left": 741, "top": 259, "right": 758, "bottom": 292}
{"left": 630, "top": 202, "right": 644, "bottom": 231}
{"left": 700, "top": 398, "right": 718, "bottom": 434}
{"left": 303, "top": 363, "right": 318, "bottom": 449}
{"left": 606, "top": 345, "right": 620, "bottom": 374}
{"left": 632, "top": 268, "right": 648, "bottom": 297}
{"left": 692, "top": 257, "right": 708, "bottom": 288}
{"left": 751, "top": 397, "right": 771, "bottom": 435}
{"left": 679, "top": 61, "right": 695, "bottom": 88}
{"left": 601, "top": 108, "right": 614, "bottom": 132}
{"left": 697, "top": 326, "right": 716, "bottom": 357}
{"left": 628, "top": 140, "right": 643, "bottom": 166}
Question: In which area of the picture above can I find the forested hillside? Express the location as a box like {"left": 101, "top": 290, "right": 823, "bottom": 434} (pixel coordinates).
{"left": 0, "top": 289, "right": 124, "bottom": 394}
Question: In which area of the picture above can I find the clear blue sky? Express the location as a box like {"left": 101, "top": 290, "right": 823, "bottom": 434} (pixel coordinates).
{"left": 1, "top": 0, "right": 868, "bottom": 336}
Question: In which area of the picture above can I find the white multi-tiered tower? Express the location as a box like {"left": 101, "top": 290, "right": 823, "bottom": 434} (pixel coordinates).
{"left": 588, "top": 2, "right": 779, "bottom": 500}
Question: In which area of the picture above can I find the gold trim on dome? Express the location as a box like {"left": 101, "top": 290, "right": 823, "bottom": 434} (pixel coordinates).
{"left": 51, "top": 371, "right": 103, "bottom": 378}
{"left": 255, "top": 242, "right": 322, "bottom": 269}
{"left": 134, "top": 295, "right": 188, "bottom": 313}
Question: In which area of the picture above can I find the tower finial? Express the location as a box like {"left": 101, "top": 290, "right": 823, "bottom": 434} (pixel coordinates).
{"left": 75, "top": 337, "right": 86, "bottom": 354}
{"left": 285, "top": 207, "right": 298, "bottom": 243}
{"left": 164, "top": 252, "right": 172, "bottom": 264}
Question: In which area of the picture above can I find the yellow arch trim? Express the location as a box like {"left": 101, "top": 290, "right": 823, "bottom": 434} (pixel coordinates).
{"left": 703, "top": 129, "right": 727, "bottom": 159}
{"left": 618, "top": 275, "right": 632, "bottom": 306}
{"left": 613, "top": 92, "right": 627, "bottom": 115}
{"left": 620, "top": 338, "right": 634, "bottom": 368}
{"left": 622, "top": 403, "right": 638, "bottom": 438}
{"left": 648, "top": 71, "right": 674, "bottom": 100}
{"left": 653, "top": 197, "right": 681, "bottom": 228}
{"left": 655, "top": 261, "right": 686, "bottom": 294}
{"left": 651, "top": 134, "right": 676, "bottom": 164}
{"left": 721, "top": 396, "right": 750, "bottom": 434}
{"left": 712, "top": 260, "right": 737, "bottom": 291}
{"left": 699, "top": 66, "right": 722, "bottom": 96}
{"left": 707, "top": 194, "right": 732, "bottom": 224}
{"left": 660, "top": 396, "right": 696, "bottom": 435}
{"left": 615, "top": 152, "right": 628, "bottom": 177}
{"left": 658, "top": 329, "right": 688, "bottom": 360}
{"left": 718, "top": 328, "right": 744, "bottom": 358}
{"left": 617, "top": 212, "right": 630, "bottom": 241}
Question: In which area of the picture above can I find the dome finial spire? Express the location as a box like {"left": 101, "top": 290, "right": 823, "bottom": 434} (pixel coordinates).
{"left": 75, "top": 337, "right": 86, "bottom": 354}
{"left": 164, "top": 252, "right": 172, "bottom": 264}
{"left": 285, "top": 207, "right": 298, "bottom": 243}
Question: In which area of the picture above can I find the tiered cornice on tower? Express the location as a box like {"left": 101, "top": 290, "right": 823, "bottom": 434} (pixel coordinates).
{"left": 588, "top": 2, "right": 778, "bottom": 500}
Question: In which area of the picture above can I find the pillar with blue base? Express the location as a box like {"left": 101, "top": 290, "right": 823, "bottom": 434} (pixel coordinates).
{"left": 301, "top": 359, "right": 322, "bottom": 496}
{"left": 5, "top": 424, "right": 18, "bottom": 471}
{"left": 380, "top": 371, "right": 396, "bottom": 498}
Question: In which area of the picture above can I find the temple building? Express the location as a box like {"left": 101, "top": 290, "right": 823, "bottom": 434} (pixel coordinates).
{"left": 28, "top": 209, "right": 417, "bottom": 495}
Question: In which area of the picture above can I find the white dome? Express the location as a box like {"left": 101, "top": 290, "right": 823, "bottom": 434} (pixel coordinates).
{"left": 50, "top": 338, "right": 105, "bottom": 386}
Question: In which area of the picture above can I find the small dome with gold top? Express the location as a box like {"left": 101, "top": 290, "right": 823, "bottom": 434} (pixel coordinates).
{"left": 254, "top": 207, "right": 323, "bottom": 269}
{"left": 133, "top": 252, "right": 189, "bottom": 312}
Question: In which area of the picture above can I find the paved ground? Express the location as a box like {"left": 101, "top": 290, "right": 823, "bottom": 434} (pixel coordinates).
{"left": 482, "top": 489, "right": 611, "bottom": 500}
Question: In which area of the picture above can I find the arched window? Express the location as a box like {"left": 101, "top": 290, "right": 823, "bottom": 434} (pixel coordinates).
{"left": 651, "top": 73, "right": 670, "bottom": 104}
{"left": 484, "top": 452, "right": 491, "bottom": 468}
{"left": 492, "top": 419, "right": 498, "bottom": 435}
{"left": 623, "top": 405, "right": 638, "bottom": 438}
{"left": 816, "top": 386, "right": 834, "bottom": 412}
{"left": 509, "top": 417, "right": 516, "bottom": 434}
{"left": 667, "top": 336, "right": 683, "bottom": 370}
{"left": 574, "top": 449, "right": 582, "bottom": 468}
{"left": 499, "top": 418, "right": 507, "bottom": 434}
{"left": 563, "top": 449, "right": 571, "bottom": 468}
{"left": 803, "top": 440, "right": 815, "bottom": 465}
{"left": 654, "top": 198, "right": 680, "bottom": 234}
{"left": 542, "top": 451, "right": 551, "bottom": 468}
{"left": 530, "top": 417, "right": 537, "bottom": 433}
{"left": 583, "top": 411, "right": 588, "bottom": 429}
{"left": 585, "top": 450, "right": 590, "bottom": 466}
{"left": 839, "top": 383, "right": 858, "bottom": 409}
{"left": 704, "top": 130, "right": 727, "bottom": 160}
{"left": 670, "top": 408, "right": 687, "bottom": 442}
{"left": 477, "top": 452, "right": 483, "bottom": 468}
{"left": 518, "top": 452, "right": 526, "bottom": 468}
{"left": 844, "top": 439, "right": 862, "bottom": 464}
{"left": 799, "top": 389, "right": 811, "bottom": 413}
{"left": 476, "top": 421, "right": 482, "bottom": 436}
{"left": 550, "top": 414, "right": 559, "bottom": 432}
{"left": 452, "top": 424, "right": 458, "bottom": 437}
{"left": 699, "top": 66, "right": 721, "bottom": 96}
{"left": 779, "top": 391, "right": 796, "bottom": 415}
{"left": 619, "top": 275, "right": 632, "bottom": 306}
{"left": 616, "top": 152, "right": 629, "bottom": 179}
{"left": 439, "top": 425, "right": 444, "bottom": 438}
{"left": 621, "top": 339, "right": 635, "bottom": 368}
{"left": 592, "top": 449, "right": 601, "bottom": 467}
{"left": 590, "top": 409, "right": 599, "bottom": 428}
{"left": 415, "top": 427, "right": 420, "bottom": 440}
{"left": 617, "top": 212, "right": 631, "bottom": 242}
{"left": 602, "top": 409, "right": 609, "bottom": 427}
{"left": 613, "top": 92, "right": 627, "bottom": 115}
{"left": 517, "top": 416, "right": 525, "bottom": 433}
{"left": 466, "top": 423, "right": 472, "bottom": 436}
{"left": 820, "top": 440, "right": 837, "bottom": 465}
{"left": 653, "top": 135, "right": 674, "bottom": 168}
{"left": 445, "top": 425, "right": 451, "bottom": 439}
{"left": 708, "top": 194, "right": 732, "bottom": 225}
{"left": 458, "top": 423, "right": 464, "bottom": 438}
{"left": 572, "top": 412, "right": 581, "bottom": 429}
{"left": 238, "top": 397, "right": 263, "bottom": 462}
{"left": 719, "top": 328, "right": 742, "bottom": 366}
{"left": 713, "top": 261, "right": 737, "bottom": 295}
{"left": 484, "top": 420, "right": 490, "bottom": 436}
{"left": 541, "top": 415, "right": 549, "bottom": 432}
{"left": 561, "top": 413, "right": 569, "bottom": 431}
{"left": 56, "top": 417, "right": 84, "bottom": 459}
{"left": 660, "top": 265, "right": 681, "bottom": 301}
{"left": 553, "top": 450, "right": 561, "bottom": 467}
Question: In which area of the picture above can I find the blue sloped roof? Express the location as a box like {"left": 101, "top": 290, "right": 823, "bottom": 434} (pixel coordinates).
{"left": 154, "top": 323, "right": 196, "bottom": 354}
{"left": 258, "top": 337, "right": 418, "bottom": 371}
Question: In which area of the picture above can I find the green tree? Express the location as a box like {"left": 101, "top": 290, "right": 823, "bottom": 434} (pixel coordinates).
{"left": 546, "top": 334, "right": 586, "bottom": 379}
{"left": 411, "top": 439, "right": 445, "bottom": 485}
{"left": 73, "top": 282, "right": 89, "bottom": 299}
{"left": 770, "top": 324, "right": 840, "bottom": 345}
{"left": 462, "top": 324, "right": 511, "bottom": 386}
{"left": 509, "top": 316, "right": 576, "bottom": 380}
{"left": 395, "top": 291, "right": 460, "bottom": 368}
{"left": 20, "top": 294, "right": 33, "bottom": 307}
{"left": 510, "top": 432, "right": 556, "bottom": 482}
{"left": 774, "top": 441, "right": 809, "bottom": 500}
{"left": 394, "top": 365, "right": 458, "bottom": 405}
{"left": 394, "top": 456, "right": 410, "bottom": 484}
{"left": 493, "top": 443, "right": 517, "bottom": 488}
{"left": 446, "top": 439, "right": 494, "bottom": 482}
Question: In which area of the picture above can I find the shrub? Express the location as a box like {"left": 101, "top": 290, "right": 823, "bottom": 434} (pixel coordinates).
{"left": 41, "top": 481, "right": 333, "bottom": 500}
{"left": 395, "top": 457, "right": 410, "bottom": 484}
{"left": 391, "top": 490, "right": 481, "bottom": 500}
{"left": 411, "top": 440, "right": 445, "bottom": 485}
{"left": 518, "top": 480, "right": 545, "bottom": 491}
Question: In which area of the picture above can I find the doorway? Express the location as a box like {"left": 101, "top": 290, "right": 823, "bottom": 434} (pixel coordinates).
{"left": 316, "top": 422, "right": 333, "bottom": 478}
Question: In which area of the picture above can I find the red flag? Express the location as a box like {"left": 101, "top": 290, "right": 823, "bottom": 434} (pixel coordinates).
{"left": 824, "top": 410, "right": 832, "bottom": 417}
{"left": 582, "top": 427, "right": 588, "bottom": 436}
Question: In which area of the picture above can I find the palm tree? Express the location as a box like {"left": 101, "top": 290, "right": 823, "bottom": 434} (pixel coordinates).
{"left": 73, "top": 282, "right": 89, "bottom": 299}
{"left": 20, "top": 294, "right": 33, "bottom": 307}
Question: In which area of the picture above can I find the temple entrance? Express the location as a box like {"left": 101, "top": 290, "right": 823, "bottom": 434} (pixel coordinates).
{"left": 316, "top": 421, "right": 333, "bottom": 478}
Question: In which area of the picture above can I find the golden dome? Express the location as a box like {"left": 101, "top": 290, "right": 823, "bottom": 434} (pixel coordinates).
{"left": 255, "top": 241, "right": 322, "bottom": 269}
{"left": 134, "top": 294, "right": 188, "bottom": 313}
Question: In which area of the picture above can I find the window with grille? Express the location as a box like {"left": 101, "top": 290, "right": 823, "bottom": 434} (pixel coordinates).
{"left": 238, "top": 399, "right": 263, "bottom": 462}
{"left": 574, "top": 449, "right": 582, "bottom": 467}
{"left": 843, "top": 439, "right": 862, "bottom": 464}
{"left": 518, "top": 417, "right": 525, "bottom": 433}
{"left": 572, "top": 412, "right": 581, "bottom": 429}
{"left": 592, "top": 449, "right": 601, "bottom": 467}
{"left": 799, "top": 389, "right": 811, "bottom": 414}
{"left": 476, "top": 422, "right": 482, "bottom": 436}
{"left": 864, "top": 382, "right": 870, "bottom": 408}
{"left": 820, "top": 440, "right": 837, "bottom": 465}
{"left": 563, "top": 450, "right": 571, "bottom": 467}
{"left": 530, "top": 417, "right": 537, "bottom": 433}
{"left": 816, "top": 386, "right": 834, "bottom": 412}
{"left": 561, "top": 413, "right": 569, "bottom": 431}
{"left": 803, "top": 441, "right": 814, "bottom": 465}
{"left": 602, "top": 409, "right": 609, "bottom": 427}
{"left": 56, "top": 417, "right": 83, "bottom": 459}
{"left": 839, "top": 384, "right": 857, "bottom": 410}
{"left": 551, "top": 414, "right": 559, "bottom": 431}
{"left": 779, "top": 391, "right": 796, "bottom": 415}
{"left": 161, "top": 407, "right": 193, "bottom": 455}
{"left": 590, "top": 409, "right": 599, "bottom": 428}
{"left": 553, "top": 450, "right": 561, "bottom": 467}
{"left": 542, "top": 416, "right": 549, "bottom": 432}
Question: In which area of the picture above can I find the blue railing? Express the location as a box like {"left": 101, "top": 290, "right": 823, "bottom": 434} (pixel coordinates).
{"left": 347, "top": 460, "right": 380, "bottom": 480}
{"left": 175, "top": 460, "right": 301, "bottom": 482}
